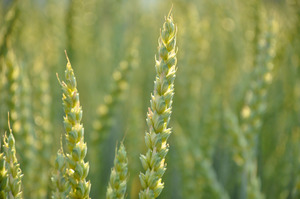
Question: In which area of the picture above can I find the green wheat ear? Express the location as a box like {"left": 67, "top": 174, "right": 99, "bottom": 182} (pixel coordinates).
{"left": 106, "top": 142, "right": 128, "bottom": 199}
{"left": 57, "top": 51, "right": 91, "bottom": 199}
{"left": 3, "top": 114, "right": 23, "bottom": 199}
{"left": 51, "top": 137, "right": 70, "bottom": 199}
{"left": 139, "top": 8, "right": 177, "bottom": 199}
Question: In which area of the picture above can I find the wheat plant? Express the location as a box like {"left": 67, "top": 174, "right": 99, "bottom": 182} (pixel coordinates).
{"left": 1, "top": 1, "right": 299, "bottom": 198}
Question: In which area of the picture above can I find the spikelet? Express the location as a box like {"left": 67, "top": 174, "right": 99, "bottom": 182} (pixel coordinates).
{"left": 139, "top": 9, "right": 177, "bottom": 198}
{"left": 106, "top": 142, "right": 128, "bottom": 199}
{"left": 3, "top": 117, "right": 23, "bottom": 198}
{"left": 57, "top": 52, "right": 91, "bottom": 198}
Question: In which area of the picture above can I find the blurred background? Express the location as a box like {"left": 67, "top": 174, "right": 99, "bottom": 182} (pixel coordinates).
{"left": 0, "top": 0, "right": 300, "bottom": 198}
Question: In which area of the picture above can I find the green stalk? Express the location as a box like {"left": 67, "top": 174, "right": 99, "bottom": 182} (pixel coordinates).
{"left": 139, "top": 9, "right": 177, "bottom": 199}
{"left": 106, "top": 142, "right": 128, "bottom": 199}
{"left": 57, "top": 52, "right": 91, "bottom": 199}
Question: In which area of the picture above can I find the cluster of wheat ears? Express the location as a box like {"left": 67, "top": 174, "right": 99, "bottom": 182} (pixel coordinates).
{"left": 0, "top": 8, "right": 177, "bottom": 199}
{"left": 1, "top": 0, "right": 300, "bottom": 198}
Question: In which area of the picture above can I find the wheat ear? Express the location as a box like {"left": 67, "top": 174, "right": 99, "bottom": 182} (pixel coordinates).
{"left": 106, "top": 142, "right": 128, "bottom": 199}
{"left": 57, "top": 51, "right": 91, "bottom": 198}
{"left": 139, "top": 8, "right": 177, "bottom": 199}
{"left": 2, "top": 115, "right": 23, "bottom": 198}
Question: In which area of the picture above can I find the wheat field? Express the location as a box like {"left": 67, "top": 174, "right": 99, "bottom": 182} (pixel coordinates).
{"left": 0, "top": 0, "right": 300, "bottom": 198}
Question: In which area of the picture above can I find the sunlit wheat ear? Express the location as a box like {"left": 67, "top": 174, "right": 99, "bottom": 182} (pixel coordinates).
{"left": 3, "top": 114, "right": 23, "bottom": 198}
{"left": 57, "top": 51, "right": 91, "bottom": 199}
{"left": 106, "top": 142, "right": 128, "bottom": 199}
{"left": 139, "top": 8, "right": 178, "bottom": 199}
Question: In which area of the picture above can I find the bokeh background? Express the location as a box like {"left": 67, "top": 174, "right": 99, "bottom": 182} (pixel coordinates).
{"left": 0, "top": 0, "right": 300, "bottom": 198}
